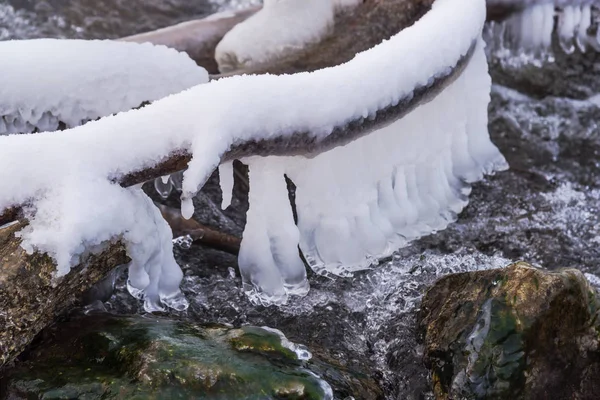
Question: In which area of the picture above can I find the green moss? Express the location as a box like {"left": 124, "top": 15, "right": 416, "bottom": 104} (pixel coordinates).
{"left": 5, "top": 315, "right": 334, "bottom": 400}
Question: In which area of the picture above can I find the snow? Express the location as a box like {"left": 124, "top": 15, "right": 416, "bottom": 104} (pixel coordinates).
{"left": 215, "top": 0, "right": 335, "bottom": 72}
{"left": 0, "top": 39, "right": 208, "bottom": 135}
{"left": 0, "top": 0, "right": 499, "bottom": 308}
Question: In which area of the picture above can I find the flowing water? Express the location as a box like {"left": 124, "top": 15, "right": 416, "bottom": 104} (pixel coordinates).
{"left": 0, "top": 0, "right": 258, "bottom": 40}
{"left": 2, "top": 1, "right": 600, "bottom": 399}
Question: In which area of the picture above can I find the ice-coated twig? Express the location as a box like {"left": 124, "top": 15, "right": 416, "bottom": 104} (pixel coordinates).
{"left": 155, "top": 202, "right": 241, "bottom": 255}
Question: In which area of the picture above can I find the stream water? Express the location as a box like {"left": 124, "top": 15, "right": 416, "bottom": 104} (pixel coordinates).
{"left": 2, "top": 1, "right": 600, "bottom": 399}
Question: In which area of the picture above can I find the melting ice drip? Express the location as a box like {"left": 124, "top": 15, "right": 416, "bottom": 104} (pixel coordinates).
{"left": 485, "top": 1, "right": 600, "bottom": 63}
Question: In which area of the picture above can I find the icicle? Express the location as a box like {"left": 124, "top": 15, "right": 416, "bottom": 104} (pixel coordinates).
{"left": 576, "top": 5, "right": 592, "bottom": 52}
{"left": 219, "top": 161, "right": 234, "bottom": 210}
{"left": 181, "top": 196, "right": 195, "bottom": 220}
{"left": 154, "top": 177, "right": 173, "bottom": 199}
{"left": 541, "top": 3, "right": 555, "bottom": 49}
{"left": 559, "top": 6, "right": 577, "bottom": 54}
{"left": 170, "top": 171, "right": 184, "bottom": 191}
{"left": 238, "top": 157, "right": 309, "bottom": 305}
{"left": 125, "top": 193, "right": 187, "bottom": 312}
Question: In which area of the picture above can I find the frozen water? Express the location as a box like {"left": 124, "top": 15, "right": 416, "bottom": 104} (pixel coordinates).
{"left": 239, "top": 157, "right": 309, "bottom": 304}
{"left": 214, "top": 0, "right": 364, "bottom": 72}
{"left": 280, "top": 39, "right": 505, "bottom": 280}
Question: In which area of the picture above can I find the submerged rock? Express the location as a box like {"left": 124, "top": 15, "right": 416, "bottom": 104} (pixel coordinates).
{"left": 419, "top": 262, "right": 600, "bottom": 400}
{"left": 1, "top": 314, "right": 381, "bottom": 399}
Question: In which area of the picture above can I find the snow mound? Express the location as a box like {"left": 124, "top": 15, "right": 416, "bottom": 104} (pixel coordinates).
{"left": 0, "top": 39, "right": 208, "bottom": 134}
{"left": 215, "top": 0, "right": 335, "bottom": 73}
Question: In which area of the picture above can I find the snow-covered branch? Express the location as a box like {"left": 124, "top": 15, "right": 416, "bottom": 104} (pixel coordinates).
{"left": 0, "top": 0, "right": 505, "bottom": 311}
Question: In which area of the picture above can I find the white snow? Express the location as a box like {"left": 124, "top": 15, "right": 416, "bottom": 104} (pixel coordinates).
{"left": 0, "top": 0, "right": 501, "bottom": 308}
{"left": 215, "top": 0, "right": 335, "bottom": 73}
{"left": 0, "top": 39, "right": 208, "bottom": 135}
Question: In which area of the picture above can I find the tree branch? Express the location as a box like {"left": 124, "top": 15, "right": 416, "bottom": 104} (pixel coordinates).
{"left": 0, "top": 0, "right": 439, "bottom": 228}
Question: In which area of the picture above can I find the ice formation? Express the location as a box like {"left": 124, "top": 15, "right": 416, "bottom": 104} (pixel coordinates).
{"left": 0, "top": 0, "right": 504, "bottom": 309}
{"left": 215, "top": 0, "right": 336, "bottom": 72}
{"left": 0, "top": 39, "right": 208, "bottom": 135}
{"left": 485, "top": 1, "right": 600, "bottom": 57}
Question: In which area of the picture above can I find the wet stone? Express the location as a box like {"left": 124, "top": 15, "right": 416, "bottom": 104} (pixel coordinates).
{"left": 418, "top": 262, "right": 600, "bottom": 400}
{"left": 1, "top": 314, "right": 343, "bottom": 400}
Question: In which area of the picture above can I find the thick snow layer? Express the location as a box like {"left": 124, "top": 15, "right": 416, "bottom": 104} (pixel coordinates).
{"left": 0, "top": 39, "right": 208, "bottom": 135}
{"left": 215, "top": 0, "right": 335, "bottom": 73}
{"left": 0, "top": 0, "right": 499, "bottom": 308}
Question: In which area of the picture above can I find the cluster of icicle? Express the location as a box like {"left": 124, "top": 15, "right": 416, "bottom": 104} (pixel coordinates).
{"left": 160, "top": 0, "right": 507, "bottom": 305}
{"left": 0, "top": 0, "right": 505, "bottom": 310}
{"left": 485, "top": 0, "right": 600, "bottom": 61}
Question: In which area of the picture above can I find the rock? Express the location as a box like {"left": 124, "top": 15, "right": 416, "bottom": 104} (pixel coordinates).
{"left": 2, "top": 314, "right": 380, "bottom": 399}
{"left": 488, "top": 39, "right": 600, "bottom": 100}
{"left": 0, "top": 221, "right": 129, "bottom": 370}
{"left": 419, "top": 262, "right": 600, "bottom": 400}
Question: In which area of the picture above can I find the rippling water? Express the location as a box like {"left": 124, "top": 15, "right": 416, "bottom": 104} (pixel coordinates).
{"left": 0, "top": 0, "right": 259, "bottom": 40}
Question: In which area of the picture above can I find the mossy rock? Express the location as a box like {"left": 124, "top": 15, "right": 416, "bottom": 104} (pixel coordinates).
{"left": 419, "top": 261, "right": 600, "bottom": 400}
{"left": 1, "top": 315, "right": 338, "bottom": 399}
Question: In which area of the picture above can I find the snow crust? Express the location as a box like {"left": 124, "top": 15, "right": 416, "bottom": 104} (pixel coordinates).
{"left": 215, "top": 0, "right": 335, "bottom": 73}
{"left": 0, "top": 0, "right": 501, "bottom": 308}
{"left": 0, "top": 39, "right": 208, "bottom": 135}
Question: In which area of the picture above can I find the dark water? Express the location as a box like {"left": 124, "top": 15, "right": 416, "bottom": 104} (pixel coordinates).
{"left": 0, "top": 0, "right": 251, "bottom": 40}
